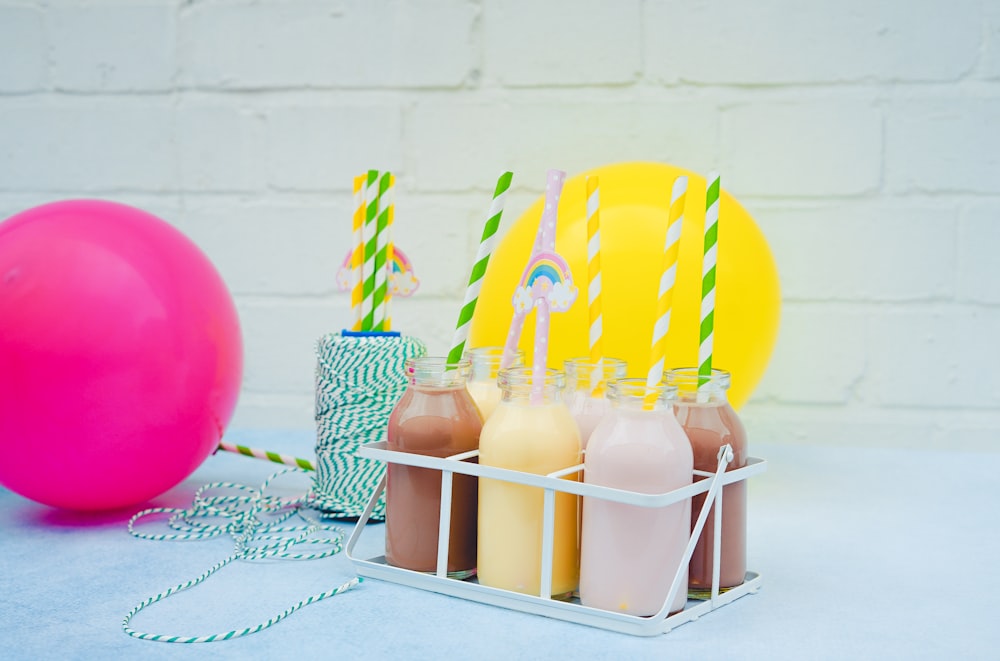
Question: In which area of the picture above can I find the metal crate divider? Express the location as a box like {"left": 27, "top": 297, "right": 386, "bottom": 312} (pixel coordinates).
{"left": 346, "top": 441, "right": 767, "bottom": 637}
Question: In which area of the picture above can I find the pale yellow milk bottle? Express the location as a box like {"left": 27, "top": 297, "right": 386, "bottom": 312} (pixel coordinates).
{"left": 564, "top": 357, "right": 627, "bottom": 449}
{"left": 477, "top": 367, "right": 582, "bottom": 597}
{"left": 465, "top": 347, "right": 523, "bottom": 421}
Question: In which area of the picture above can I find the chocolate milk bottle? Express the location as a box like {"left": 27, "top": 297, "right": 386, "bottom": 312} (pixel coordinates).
{"left": 385, "top": 357, "right": 482, "bottom": 578}
{"left": 666, "top": 368, "right": 748, "bottom": 597}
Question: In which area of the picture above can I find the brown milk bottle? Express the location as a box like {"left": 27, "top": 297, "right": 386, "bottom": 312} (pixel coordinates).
{"left": 665, "top": 368, "right": 748, "bottom": 597}
{"left": 385, "top": 357, "right": 482, "bottom": 578}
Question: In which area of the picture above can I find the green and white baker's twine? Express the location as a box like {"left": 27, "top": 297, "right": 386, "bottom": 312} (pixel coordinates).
{"left": 447, "top": 171, "right": 513, "bottom": 364}
{"left": 123, "top": 468, "right": 362, "bottom": 643}
{"left": 313, "top": 331, "right": 426, "bottom": 520}
{"left": 699, "top": 172, "right": 719, "bottom": 389}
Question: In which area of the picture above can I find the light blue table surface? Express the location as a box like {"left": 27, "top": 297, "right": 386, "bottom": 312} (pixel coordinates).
{"left": 1, "top": 430, "right": 997, "bottom": 660}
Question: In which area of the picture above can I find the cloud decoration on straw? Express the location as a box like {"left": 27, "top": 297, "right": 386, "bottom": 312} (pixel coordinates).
{"left": 513, "top": 250, "right": 577, "bottom": 313}
{"left": 337, "top": 246, "right": 419, "bottom": 297}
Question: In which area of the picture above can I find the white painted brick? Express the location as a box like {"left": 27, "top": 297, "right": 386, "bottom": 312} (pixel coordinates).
{"left": 742, "top": 405, "right": 937, "bottom": 449}
{"left": 0, "top": 100, "right": 175, "bottom": 191}
{"left": 236, "top": 298, "right": 344, "bottom": 396}
{"left": 388, "top": 297, "right": 471, "bottom": 356}
{"left": 405, "top": 101, "right": 507, "bottom": 191}
{"left": 483, "top": 0, "right": 640, "bottom": 86}
{"left": 49, "top": 3, "right": 175, "bottom": 91}
{"left": 741, "top": 405, "right": 1000, "bottom": 452}
{"left": 721, "top": 101, "right": 882, "bottom": 197}
{"left": 266, "top": 105, "right": 403, "bottom": 191}
{"left": 230, "top": 393, "right": 316, "bottom": 431}
{"left": 981, "top": 2, "right": 1000, "bottom": 79}
{"left": 758, "top": 202, "right": 957, "bottom": 301}
{"left": 753, "top": 304, "right": 867, "bottom": 405}
{"left": 175, "top": 198, "right": 349, "bottom": 296}
{"left": 175, "top": 103, "right": 268, "bottom": 192}
{"left": 645, "top": 0, "right": 980, "bottom": 85}
{"left": 0, "top": 194, "right": 182, "bottom": 230}
{"left": 179, "top": 0, "right": 475, "bottom": 89}
{"left": 932, "top": 414, "right": 1000, "bottom": 452}
{"left": 957, "top": 203, "right": 1000, "bottom": 305}
{"left": 391, "top": 193, "right": 483, "bottom": 298}
{"left": 407, "top": 99, "right": 719, "bottom": 192}
{"left": 0, "top": 6, "right": 46, "bottom": 92}
{"left": 868, "top": 307, "right": 1000, "bottom": 409}
{"left": 886, "top": 99, "right": 1000, "bottom": 194}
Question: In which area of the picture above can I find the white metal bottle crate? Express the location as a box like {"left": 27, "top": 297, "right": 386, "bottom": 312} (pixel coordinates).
{"left": 346, "top": 441, "right": 766, "bottom": 637}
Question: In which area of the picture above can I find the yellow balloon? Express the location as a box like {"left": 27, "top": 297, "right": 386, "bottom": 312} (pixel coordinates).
{"left": 468, "top": 162, "right": 780, "bottom": 410}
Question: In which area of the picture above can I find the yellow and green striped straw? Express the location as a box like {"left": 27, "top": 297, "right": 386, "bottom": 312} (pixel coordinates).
{"left": 384, "top": 174, "right": 396, "bottom": 331}
{"left": 586, "top": 175, "right": 604, "bottom": 395}
{"left": 372, "top": 172, "right": 392, "bottom": 331}
{"left": 644, "top": 175, "right": 688, "bottom": 410}
{"left": 350, "top": 174, "right": 366, "bottom": 331}
{"left": 699, "top": 172, "right": 720, "bottom": 390}
{"left": 361, "top": 169, "right": 380, "bottom": 331}
{"left": 447, "top": 171, "right": 514, "bottom": 365}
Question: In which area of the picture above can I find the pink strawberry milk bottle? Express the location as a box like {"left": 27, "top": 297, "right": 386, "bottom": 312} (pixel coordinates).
{"left": 563, "top": 357, "right": 627, "bottom": 449}
{"left": 579, "top": 378, "right": 693, "bottom": 616}
{"left": 385, "top": 357, "right": 483, "bottom": 579}
{"left": 665, "top": 367, "right": 748, "bottom": 597}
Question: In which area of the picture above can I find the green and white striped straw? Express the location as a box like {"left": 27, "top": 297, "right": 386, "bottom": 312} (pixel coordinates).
{"left": 699, "top": 172, "right": 720, "bottom": 390}
{"left": 361, "top": 170, "right": 380, "bottom": 331}
{"left": 217, "top": 441, "right": 315, "bottom": 471}
{"left": 373, "top": 171, "right": 392, "bottom": 331}
{"left": 447, "top": 171, "right": 514, "bottom": 364}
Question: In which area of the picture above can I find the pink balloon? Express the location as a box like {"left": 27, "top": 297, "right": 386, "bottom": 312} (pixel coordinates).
{"left": 0, "top": 200, "right": 243, "bottom": 511}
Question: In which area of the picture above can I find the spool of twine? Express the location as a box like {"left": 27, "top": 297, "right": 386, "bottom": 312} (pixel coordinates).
{"left": 313, "top": 331, "right": 427, "bottom": 520}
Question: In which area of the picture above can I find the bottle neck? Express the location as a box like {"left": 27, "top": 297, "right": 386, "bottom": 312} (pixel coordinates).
{"left": 607, "top": 378, "right": 672, "bottom": 412}
{"left": 467, "top": 346, "right": 522, "bottom": 383}
{"left": 563, "top": 357, "right": 628, "bottom": 393}
{"left": 405, "top": 357, "right": 470, "bottom": 388}
{"left": 498, "top": 367, "right": 565, "bottom": 405}
{"left": 663, "top": 368, "right": 731, "bottom": 405}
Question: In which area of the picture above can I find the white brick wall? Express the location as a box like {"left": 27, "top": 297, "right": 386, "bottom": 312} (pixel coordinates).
{"left": 1, "top": 0, "right": 998, "bottom": 451}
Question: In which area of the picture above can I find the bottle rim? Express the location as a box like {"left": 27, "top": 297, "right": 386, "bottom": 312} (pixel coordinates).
{"left": 563, "top": 356, "right": 628, "bottom": 371}
{"left": 607, "top": 377, "right": 676, "bottom": 402}
{"left": 404, "top": 356, "right": 471, "bottom": 384}
{"left": 497, "top": 366, "right": 565, "bottom": 390}
{"left": 663, "top": 367, "right": 731, "bottom": 390}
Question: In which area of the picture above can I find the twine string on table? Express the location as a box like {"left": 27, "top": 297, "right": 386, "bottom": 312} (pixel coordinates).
{"left": 122, "top": 467, "right": 362, "bottom": 643}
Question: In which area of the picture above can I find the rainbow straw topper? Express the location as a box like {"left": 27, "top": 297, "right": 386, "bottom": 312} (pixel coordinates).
{"left": 514, "top": 250, "right": 577, "bottom": 314}
{"left": 338, "top": 246, "right": 419, "bottom": 298}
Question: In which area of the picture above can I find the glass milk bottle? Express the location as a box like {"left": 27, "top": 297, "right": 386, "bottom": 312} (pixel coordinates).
{"left": 579, "top": 379, "right": 693, "bottom": 616}
{"left": 564, "top": 357, "right": 627, "bottom": 449}
{"left": 477, "top": 367, "right": 581, "bottom": 597}
{"left": 665, "top": 368, "right": 748, "bottom": 596}
{"left": 385, "top": 357, "right": 483, "bottom": 579}
{"left": 465, "top": 347, "right": 523, "bottom": 421}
